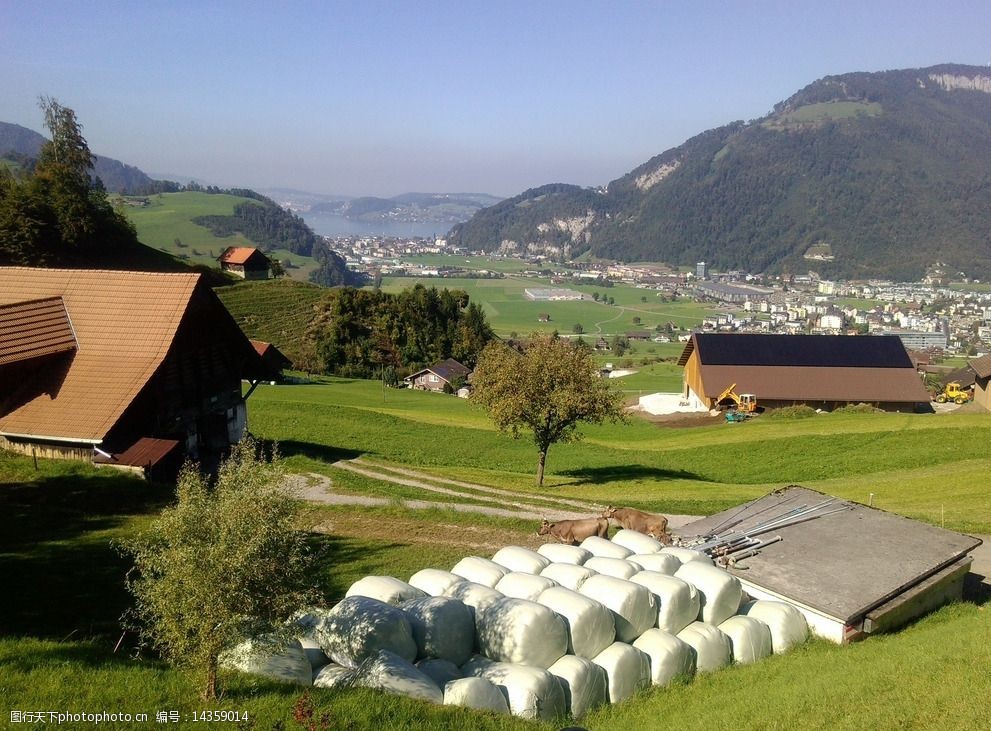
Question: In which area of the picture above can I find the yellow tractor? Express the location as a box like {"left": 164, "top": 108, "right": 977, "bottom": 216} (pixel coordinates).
{"left": 934, "top": 382, "right": 972, "bottom": 405}
{"left": 716, "top": 383, "right": 759, "bottom": 421}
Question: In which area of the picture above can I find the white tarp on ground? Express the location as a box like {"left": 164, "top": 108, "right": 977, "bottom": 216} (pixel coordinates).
{"left": 580, "top": 536, "right": 634, "bottom": 559}
{"left": 638, "top": 392, "right": 708, "bottom": 415}
{"left": 547, "top": 654, "right": 608, "bottom": 720}
{"left": 537, "top": 586, "right": 616, "bottom": 660}
{"left": 630, "top": 571, "right": 701, "bottom": 635}
{"left": 579, "top": 575, "right": 658, "bottom": 643}
{"left": 222, "top": 637, "right": 312, "bottom": 686}
{"left": 540, "top": 562, "right": 598, "bottom": 591}
{"left": 591, "top": 642, "right": 651, "bottom": 704}
{"left": 660, "top": 547, "right": 713, "bottom": 565}
{"left": 345, "top": 576, "right": 427, "bottom": 605}
{"left": 674, "top": 562, "right": 742, "bottom": 626}
{"left": 627, "top": 552, "right": 682, "bottom": 575}
{"left": 312, "top": 662, "right": 355, "bottom": 689}
{"left": 633, "top": 629, "right": 696, "bottom": 687}
{"left": 316, "top": 596, "right": 417, "bottom": 668}
{"left": 401, "top": 596, "right": 475, "bottom": 666}
{"left": 676, "top": 622, "right": 732, "bottom": 673}
{"left": 718, "top": 615, "right": 773, "bottom": 665}
{"left": 495, "top": 572, "right": 558, "bottom": 601}
{"left": 349, "top": 649, "right": 443, "bottom": 704}
{"left": 738, "top": 600, "right": 809, "bottom": 654}
{"left": 409, "top": 569, "right": 464, "bottom": 597}
{"left": 583, "top": 556, "right": 640, "bottom": 580}
{"left": 416, "top": 658, "right": 462, "bottom": 688}
{"left": 611, "top": 529, "right": 664, "bottom": 555}
{"left": 451, "top": 557, "right": 510, "bottom": 588}
{"left": 464, "top": 659, "right": 567, "bottom": 720}
{"left": 537, "top": 543, "right": 592, "bottom": 565}
{"left": 491, "top": 546, "right": 551, "bottom": 575}
{"left": 475, "top": 597, "right": 568, "bottom": 669}
{"left": 443, "top": 677, "right": 510, "bottom": 714}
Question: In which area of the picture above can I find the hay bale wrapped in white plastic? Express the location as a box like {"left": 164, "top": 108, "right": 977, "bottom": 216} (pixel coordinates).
{"left": 443, "top": 677, "right": 509, "bottom": 714}
{"left": 312, "top": 662, "right": 355, "bottom": 688}
{"left": 495, "top": 572, "right": 557, "bottom": 601}
{"left": 476, "top": 597, "right": 568, "bottom": 669}
{"left": 350, "top": 649, "right": 443, "bottom": 704}
{"left": 409, "top": 569, "right": 464, "bottom": 597}
{"left": 491, "top": 546, "right": 551, "bottom": 575}
{"left": 590, "top": 642, "right": 651, "bottom": 704}
{"left": 540, "top": 562, "right": 598, "bottom": 591}
{"left": 579, "top": 575, "right": 658, "bottom": 643}
{"left": 676, "top": 621, "right": 732, "bottom": 673}
{"left": 583, "top": 556, "right": 639, "bottom": 580}
{"left": 222, "top": 637, "right": 312, "bottom": 686}
{"left": 466, "top": 659, "right": 566, "bottom": 720}
{"left": 536, "top": 586, "right": 616, "bottom": 659}
{"left": 718, "top": 615, "right": 772, "bottom": 665}
{"left": 611, "top": 529, "right": 664, "bottom": 555}
{"left": 627, "top": 552, "right": 682, "bottom": 575}
{"left": 674, "top": 561, "right": 742, "bottom": 626}
{"left": 537, "top": 543, "right": 592, "bottom": 565}
{"left": 451, "top": 556, "right": 509, "bottom": 588}
{"left": 632, "top": 629, "right": 696, "bottom": 687}
{"left": 316, "top": 596, "right": 417, "bottom": 667}
{"left": 444, "top": 581, "right": 504, "bottom": 626}
{"left": 293, "top": 610, "right": 331, "bottom": 671}
{"left": 346, "top": 576, "right": 427, "bottom": 605}
{"left": 416, "top": 658, "right": 462, "bottom": 688}
{"left": 459, "top": 653, "right": 495, "bottom": 676}
{"left": 738, "top": 600, "right": 808, "bottom": 654}
{"left": 581, "top": 536, "right": 633, "bottom": 559}
{"left": 629, "top": 571, "right": 700, "bottom": 635}
{"left": 401, "top": 596, "right": 474, "bottom": 666}
{"left": 298, "top": 635, "right": 329, "bottom": 672}
{"left": 548, "top": 654, "right": 608, "bottom": 719}
{"left": 660, "top": 547, "right": 713, "bottom": 565}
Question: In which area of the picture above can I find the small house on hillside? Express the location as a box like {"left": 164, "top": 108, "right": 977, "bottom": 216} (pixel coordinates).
{"left": 405, "top": 358, "right": 471, "bottom": 393}
{"left": 251, "top": 339, "right": 293, "bottom": 378}
{"left": 0, "top": 267, "right": 274, "bottom": 471}
{"left": 219, "top": 247, "right": 270, "bottom": 279}
{"left": 969, "top": 353, "right": 991, "bottom": 411}
{"left": 678, "top": 333, "right": 931, "bottom": 412}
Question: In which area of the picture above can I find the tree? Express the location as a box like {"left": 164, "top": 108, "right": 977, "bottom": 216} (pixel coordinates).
{"left": 632, "top": 316, "right": 641, "bottom": 325}
{"left": 607, "top": 296, "right": 615, "bottom": 305}
{"left": 471, "top": 334, "right": 625, "bottom": 486}
{"left": 121, "top": 440, "right": 316, "bottom": 700}
{"left": 592, "top": 292, "right": 600, "bottom": 302}
{"left": 572, "top": 323, "right": 584, "bottom": 334}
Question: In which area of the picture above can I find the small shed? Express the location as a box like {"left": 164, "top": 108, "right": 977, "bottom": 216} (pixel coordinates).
{"left": 219, "top": 247, "right": 271, "bottom": 279}
{"left": 678, "top": 486, "right": 981, "bottom": 643}
{"left": 250, "top": 339, "right": 292, "bottom": 378}
{"left": 969, "top": 353, "right": 991, "bottom": 411}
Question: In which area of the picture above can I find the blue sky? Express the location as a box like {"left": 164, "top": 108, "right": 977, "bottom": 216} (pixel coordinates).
{"left": 2, "top": 1, "right": 989, "bottom": 196}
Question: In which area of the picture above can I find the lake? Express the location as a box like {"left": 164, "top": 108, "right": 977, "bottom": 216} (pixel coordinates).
{"left": 300, "top": 211, "right": 452, "bottom": 239}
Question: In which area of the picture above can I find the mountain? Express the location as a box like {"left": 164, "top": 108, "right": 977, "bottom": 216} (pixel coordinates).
{"left": 448, "top": 64, "right": 991, "bottom": 280}
{"left": 0, "top": 121, "right": 156, "bottom": 193}
{"left": 310, "top": 191, "right": 503, "bottom": 226}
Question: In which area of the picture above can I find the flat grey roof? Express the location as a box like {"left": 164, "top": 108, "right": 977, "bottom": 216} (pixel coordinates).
{"left": 679, "top": 486, "right": 982, "bottom": 623}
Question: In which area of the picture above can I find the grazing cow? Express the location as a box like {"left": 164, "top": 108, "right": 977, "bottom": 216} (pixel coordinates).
{"left": 602, "top": 506, "right": 671, "bottom": 544}
{"left": 537, "top": 517, "right": 609, "bottom": 545}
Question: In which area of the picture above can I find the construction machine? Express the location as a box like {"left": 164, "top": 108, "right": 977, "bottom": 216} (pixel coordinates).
{"left": 716, "top": 383, "right": 759, "bottom": 421}
{"left": 934, "top": 382, "right": 972, "bottom": 405}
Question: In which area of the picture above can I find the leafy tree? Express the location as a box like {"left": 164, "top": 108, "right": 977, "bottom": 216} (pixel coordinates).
{"left": 572, "top": 323, "right": 584, "bottom": 334}
{"left": 471, "top": 333, "right": 625, "bottom": 486}
{"left": 611, "top": 335, "right": 629, "bottom": 356}
{"left": 632, "top": 316, "right": 641, "bottom": 325}
{"left": 121, "top": 440, "right": 316, "bottom": 700}
{"left": 592, "top": 292, "right": 600, "bottom": 302}
{"left": 607, "top": 296, "right": 615, "bottom": 305}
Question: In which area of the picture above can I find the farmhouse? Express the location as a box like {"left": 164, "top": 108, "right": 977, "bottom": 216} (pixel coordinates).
{"left": 0, "top": 267, "right": 272, "bottom": 466}
{"left": 678, "top": 333, "right": 931, "bottom": 412}
{"left": 405, "top": 358, "right": 471, "bottom": 393}
{"left": 218, "top": 246, "right": 271, "bottom": 279}
{"left": 969, "top": 353, "right": 991, "bottom": 410}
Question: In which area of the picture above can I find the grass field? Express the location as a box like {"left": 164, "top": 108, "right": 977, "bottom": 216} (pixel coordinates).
{"left": 122, "top": 192, "right": 317, "bottom": 279}
{"left": 768, "top": 101, "right": 884, "bottom": 127}
{"left": 3, "top": 379, "right": 990, "bottom": 729}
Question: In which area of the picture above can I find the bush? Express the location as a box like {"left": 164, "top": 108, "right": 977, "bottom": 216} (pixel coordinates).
{"left": 766, "top": 405, "right": 818, "bottom": 419}
{"left": 833, "top": 402, "right": 883, "bottom": 414}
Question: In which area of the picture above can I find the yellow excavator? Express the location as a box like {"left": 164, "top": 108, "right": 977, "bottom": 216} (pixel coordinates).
{"left": 716, "top": 383, "right": 759, "bottom": 421}
{"left": 934, "top": 382, "right": 972, "bottom": 405}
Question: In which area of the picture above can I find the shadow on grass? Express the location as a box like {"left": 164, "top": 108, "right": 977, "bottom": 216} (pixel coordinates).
{"left": 306, "top": 532, "right": 408, "bottom": 601}
{"left": 274, "top": 440, "right": 364, "bottom": 464}
{"left": 558, "top": 464, "right": 703, "bottom": 485}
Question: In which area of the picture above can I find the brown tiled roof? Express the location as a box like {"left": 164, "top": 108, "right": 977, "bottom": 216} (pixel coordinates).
{"left": 698, "top": 364, "right": 931, "bottom": 404}
{"left": 219, "top": 247, "right": 265, "bottom": 265}
{"left": 0, "top": 268, "right": 200, "bottom": 443}
{"left": 970, "top": 353, "right": 991, "bottom": 379}
{"left": 0, "top": 296, "right": 77, "bottom": 366}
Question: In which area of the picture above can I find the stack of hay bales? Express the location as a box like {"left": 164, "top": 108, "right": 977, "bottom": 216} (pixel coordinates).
{"left": 231, "top": 535, "right": 809, "bottom": 721}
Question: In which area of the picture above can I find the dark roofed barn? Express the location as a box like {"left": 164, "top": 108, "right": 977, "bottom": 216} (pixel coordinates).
{"left": 678, "top": 333, "right": 931, "bottom": 412}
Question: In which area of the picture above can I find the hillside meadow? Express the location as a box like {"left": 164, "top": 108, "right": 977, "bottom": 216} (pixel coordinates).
{"left": 2, "top": 379, "right": 989, "bottom": 729}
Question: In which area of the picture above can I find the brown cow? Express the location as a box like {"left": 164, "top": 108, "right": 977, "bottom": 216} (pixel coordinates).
{"left": 602, "top": 506, "right": 671, "bottom": 544}
{"left": 537, "top": 517, "right": 609, "bottom": 545}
